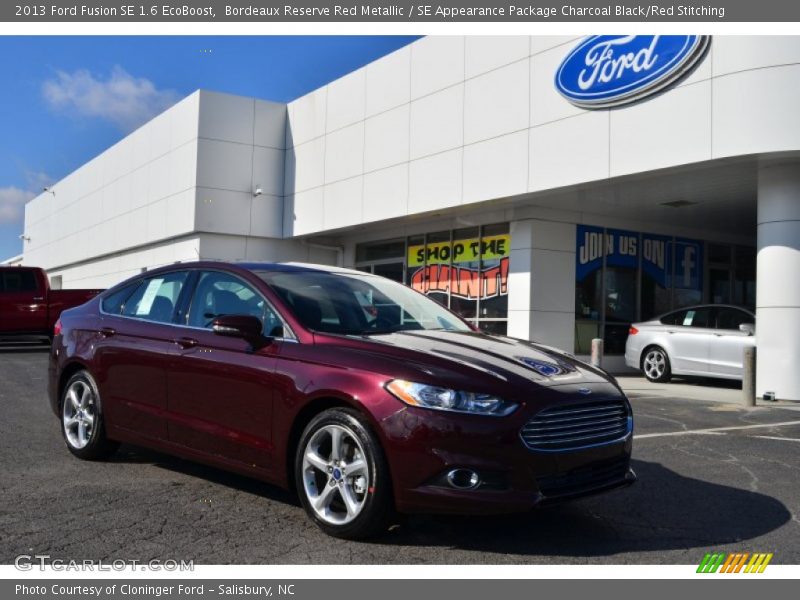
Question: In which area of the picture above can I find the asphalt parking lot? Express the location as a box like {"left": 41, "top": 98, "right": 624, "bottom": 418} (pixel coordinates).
{"left": 1, "top": 348, "right": 799, "bottom": 565}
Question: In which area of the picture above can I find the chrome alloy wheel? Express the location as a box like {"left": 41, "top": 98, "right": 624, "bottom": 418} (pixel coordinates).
{"left": 643, "top": 348, "right": 667, "bottom": 380}
{"left": 302, "top": 424, "right": 370, "bottom": 525}
{"left": 62, "top": 380, "right": 96, "bottom": 449}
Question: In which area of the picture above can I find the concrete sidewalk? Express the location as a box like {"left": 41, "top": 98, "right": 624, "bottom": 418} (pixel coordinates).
{"left": 615, "top": 375, "right": 800, "bottom": 409}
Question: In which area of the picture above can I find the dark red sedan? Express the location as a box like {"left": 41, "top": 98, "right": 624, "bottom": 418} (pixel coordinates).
{"left": 49, "top": 261, "right": 635, "bottom": 538}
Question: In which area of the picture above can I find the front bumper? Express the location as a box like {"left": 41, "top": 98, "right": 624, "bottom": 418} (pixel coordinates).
{"left": 380, "top": 390, "right": 635, "bottom": 515}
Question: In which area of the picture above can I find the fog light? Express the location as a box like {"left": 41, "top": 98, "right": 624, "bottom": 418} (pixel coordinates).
{"left": 446, "top": 469, "right": 481, "bottom": 490}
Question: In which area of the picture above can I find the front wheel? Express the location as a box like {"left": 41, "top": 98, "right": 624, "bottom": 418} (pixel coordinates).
{"left": 295, "top": 408, "right": 393, "bottom": 539}
{"left": 61, "top": 371, "right": 119, "bottom": 460}
{"left": 642, "top": 346, "right": 672, "bottom": 383}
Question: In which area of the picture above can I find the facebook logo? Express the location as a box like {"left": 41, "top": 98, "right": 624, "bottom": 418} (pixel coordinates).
{"left": 672, "top": 240, "right": 703, "bottom": 290}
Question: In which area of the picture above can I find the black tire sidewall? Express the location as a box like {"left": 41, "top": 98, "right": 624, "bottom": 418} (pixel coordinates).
{"left": 295, "top": 408, "right": 392, "bottom": 539}
{"left": 60, "top": 371, "right": 117, "bottom": 460}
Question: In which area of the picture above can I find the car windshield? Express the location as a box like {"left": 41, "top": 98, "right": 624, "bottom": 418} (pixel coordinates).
{"left": 256, "top": 270, "right": 471, "bottom": 335}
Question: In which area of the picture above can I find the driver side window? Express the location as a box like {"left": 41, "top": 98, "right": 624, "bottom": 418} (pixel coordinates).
{"left": 187, "top": 271, "right": 285, "bottom": 336}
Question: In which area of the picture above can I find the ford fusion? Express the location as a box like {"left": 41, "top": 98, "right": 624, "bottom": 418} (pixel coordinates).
{"left": 49, "top": 262, "right": 635, "bottom": 538}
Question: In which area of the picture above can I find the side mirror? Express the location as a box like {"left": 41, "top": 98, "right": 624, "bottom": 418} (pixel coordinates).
{"left": 211, "top": 315, "right": 264, "bottom": 343}
{"left": 739, "top": 323, "right": 755, "bottom": 336}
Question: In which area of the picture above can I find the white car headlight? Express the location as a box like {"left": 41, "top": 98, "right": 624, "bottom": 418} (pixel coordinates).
{"left": 385, "top": 380, "right": 517, "bottom": 416}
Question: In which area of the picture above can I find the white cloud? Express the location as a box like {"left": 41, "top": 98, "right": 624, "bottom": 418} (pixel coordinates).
{"left": 25, "top": 170, "right": 54, "bottom": 192}
{"left": 42, "top": 66, "right": 180, "bottom": 131}
{"left": 0, "top": 186, "right": 35, "bottom": 224}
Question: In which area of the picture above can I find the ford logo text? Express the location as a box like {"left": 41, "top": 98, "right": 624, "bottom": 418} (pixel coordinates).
{"left": 555, "top": 35, "right": 710, "bottom": 108}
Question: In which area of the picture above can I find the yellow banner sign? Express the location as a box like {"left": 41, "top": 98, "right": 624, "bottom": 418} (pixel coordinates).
{"left": 407, "top": 234, "right": 510, "bottom": 267}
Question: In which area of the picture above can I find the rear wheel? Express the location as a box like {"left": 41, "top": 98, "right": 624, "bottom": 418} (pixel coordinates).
{"left": 295, "top": 408, "right": 393, "bottom": 539}
{"left": 61, "top": 371, "right": 119, "bottom": 460}
{"left": 642, "top": 346, "right": 672, "bottom": 383}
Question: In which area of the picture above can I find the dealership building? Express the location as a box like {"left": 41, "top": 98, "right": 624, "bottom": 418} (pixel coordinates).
{"left": 18, "top": 35, "right": 800, "bottom": 400}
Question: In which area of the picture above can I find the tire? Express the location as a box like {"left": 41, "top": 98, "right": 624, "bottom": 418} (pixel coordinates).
{"left": 60, "top": 370, "right": 120, "bottom": 460}
{"left": 295, "top": 408, "right": 393, "bottom": 539}
{"left": 642, "top": 346, "right": 672, "bottom": 383}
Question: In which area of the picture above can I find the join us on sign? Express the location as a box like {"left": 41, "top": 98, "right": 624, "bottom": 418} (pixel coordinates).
{"left": 578, "top": 230, "right": 666, "bottom": 269}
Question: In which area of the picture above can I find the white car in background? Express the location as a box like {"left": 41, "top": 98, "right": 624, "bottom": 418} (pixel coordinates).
{"left": 625, "top": 305, "right": 756, "bottom": 383}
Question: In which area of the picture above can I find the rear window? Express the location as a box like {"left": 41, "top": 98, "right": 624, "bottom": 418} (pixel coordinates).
{"left": 659, "top": 310, "right": 685, "bottom": 326}
{"left": 660, "top": 308, "right": 712, "bottom": 327}
{"left": 121, "top": 272, "right": 188, "bottom": 324}
{"left": 101, "top": 282, "right": 142, "bottom": 315}
{"left": 1, "top": 270, "right": 38, "bottom": 293}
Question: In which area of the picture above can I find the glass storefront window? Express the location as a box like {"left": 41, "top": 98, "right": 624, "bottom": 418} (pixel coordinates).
{"left": 575, "top": 225, "right": 605, "bottom": 354}
{"left": 357, "top": 224, "right": 510, "bottom": 333}
{"left": 575, "top": 225, "right": 711, "bottom": 355}
{"left": 734, "top": 245, "right": 756, "bottom": 309}
{"left": 478, "top": 223, "right": 510, "bottom": 320}
{"left": 640, "top": 233, "right": 671, "bottom": 321}
{"left": 449, "top": 226, "right": 480, "bottom": 319}
{"left": 356, "top": 239, "right": 406, "bottom": 263}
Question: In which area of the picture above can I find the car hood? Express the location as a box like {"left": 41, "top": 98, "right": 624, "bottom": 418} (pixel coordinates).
{"left": 316, "top": 330, "right": 619, "bottom": 395}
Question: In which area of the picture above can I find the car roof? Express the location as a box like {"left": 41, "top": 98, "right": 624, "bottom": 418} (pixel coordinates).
{"left": 134, "top": 260, "right": 372, "bottom": 278}
{"left": 648, "top": 304, "right": 755, "bottom": 321}
{"left": 237, "top": 261, "right": 371, "bottom": 276}
{"left": 666, "top": 304, "right": 753, "bottom": 313}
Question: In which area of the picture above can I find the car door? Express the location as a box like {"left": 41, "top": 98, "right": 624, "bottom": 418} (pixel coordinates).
{"left": 664, "top": 307, "right": 715, "bottom": 375}
{"left": 166, "top": 270, "right": 285, "bottom": 471}
{"left": 94, "top": 270, "right": 191, "bottom": 442}
{"left": 0, "top": 269, "right": 48, "bottom": 334}
{"left": 707, "top": 307, "right": 756, "bottom": 378}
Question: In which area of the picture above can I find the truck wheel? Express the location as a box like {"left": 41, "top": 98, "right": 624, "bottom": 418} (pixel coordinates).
{"left": 61, "top": 371, "right": 119, "bottom": 460}
{"left": 295, "top": 408, "right": 393, "bottom": 539}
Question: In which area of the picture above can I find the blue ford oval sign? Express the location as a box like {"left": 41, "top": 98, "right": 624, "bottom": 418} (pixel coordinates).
{"left": 555, "top": 35, "right": 710, "bottom": 108}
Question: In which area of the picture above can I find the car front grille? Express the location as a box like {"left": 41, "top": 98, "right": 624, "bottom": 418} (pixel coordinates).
{"left": 536, "top": 456, "right": 631, "bottom": 499}
{"left": 520, "top": 398, "right": 630, "bottom": 451}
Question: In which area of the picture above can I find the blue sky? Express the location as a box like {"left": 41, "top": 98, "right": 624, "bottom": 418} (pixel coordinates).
{"left": 0, "top": 35, "right": 420, "bottom": 260}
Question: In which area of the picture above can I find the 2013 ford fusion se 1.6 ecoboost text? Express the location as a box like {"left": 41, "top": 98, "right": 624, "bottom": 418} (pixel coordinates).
{"left": 48, "top": 262, "right": 635, "bottom": 538}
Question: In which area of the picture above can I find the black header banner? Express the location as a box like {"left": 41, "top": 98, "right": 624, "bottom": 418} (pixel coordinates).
{"left": 2, "top": 0, "right": 798, "bottom": 22}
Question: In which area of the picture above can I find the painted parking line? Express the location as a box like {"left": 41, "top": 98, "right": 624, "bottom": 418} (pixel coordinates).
{"left": 634, "top": 420, "right": 800, "bottom": 439}
{"left": 753, "top": 435, "right": 800, "bottom": 443}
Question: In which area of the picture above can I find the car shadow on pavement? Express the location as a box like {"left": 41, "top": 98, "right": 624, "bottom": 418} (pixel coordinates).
{"left": 106, "top": 449, "right": 790, "bottom": 556}
{"left": 376, "top": 459, "right": 791, "bottom": 555}
{"left": 109, "top": 445, "right": 301, "bottom": 507}
{"left": 670, "top": 376, "right": 742, "bottom": 390}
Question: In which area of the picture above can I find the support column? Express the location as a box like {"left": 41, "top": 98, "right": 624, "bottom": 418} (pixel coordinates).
{"left": 507, "top": 219, "right": 576, "bottom": 351}
{"left": 756, "top": 163, "right": 800, "bottom": 401}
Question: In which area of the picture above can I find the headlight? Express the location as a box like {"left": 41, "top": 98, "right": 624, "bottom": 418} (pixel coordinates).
{"left": 385, "top": 380, "right": 517, "bottom": 416}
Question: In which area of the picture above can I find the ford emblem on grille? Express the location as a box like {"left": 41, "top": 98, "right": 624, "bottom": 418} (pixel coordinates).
{"left": 578, "top": 387, "right": 593, "bottom": 395}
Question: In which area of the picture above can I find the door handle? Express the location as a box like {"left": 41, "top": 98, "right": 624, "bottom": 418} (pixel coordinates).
{"left": 173, "top": 337, "right": 199, "bottom": 349}
{"left": 99, "top": 327, "right": 116, "bottom": 338}
{"left": 33, "top": 296, "right": 44, "bottom": 301}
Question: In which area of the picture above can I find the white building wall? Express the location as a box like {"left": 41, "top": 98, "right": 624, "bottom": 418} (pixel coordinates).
{"left": 195, "top": 91, "right": 286, "bottom": 240}
{"left": 46, "top": 237, "right": 203, "bottom": 289}
{"left": 22, "top": 90, "right": 298, "bottom": 289}
{"left": 23, "top": 92, "right": 201, "bottom": 277}
{"left": 284, "top": 35, "right": 800, "bottom": 237}
{"left": 507, "top": 220, "right": 576, "bottom": 352}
